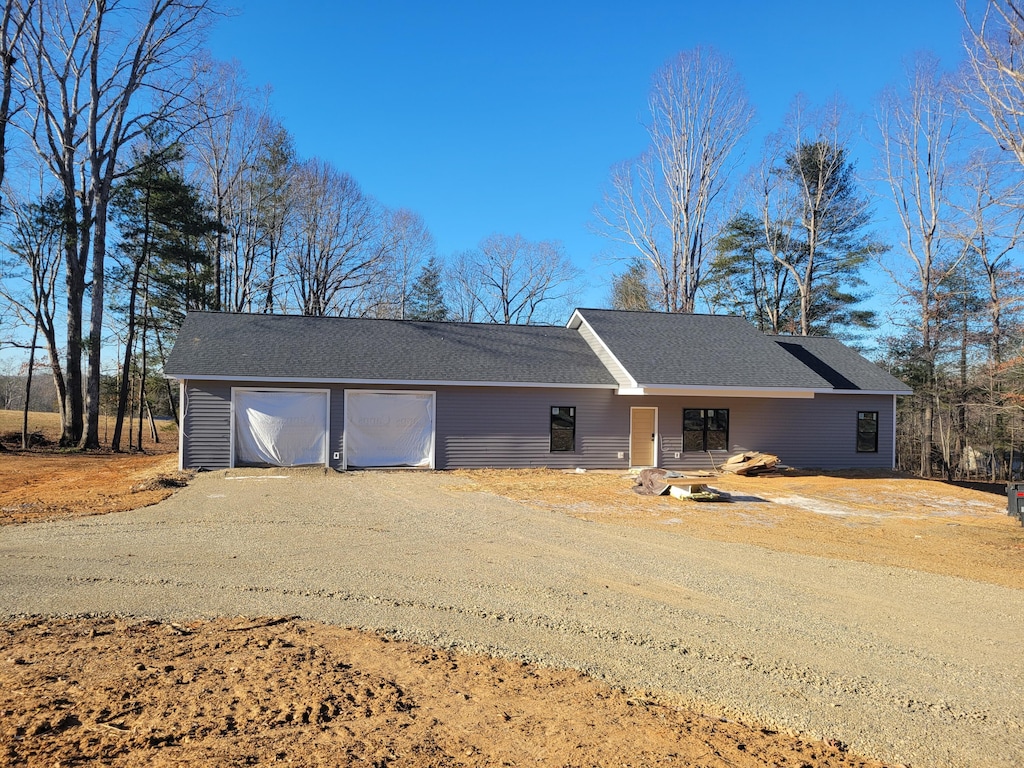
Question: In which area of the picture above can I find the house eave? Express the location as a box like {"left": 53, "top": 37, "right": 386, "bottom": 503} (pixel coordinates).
{"left": 617, "top": 385, "right": 913, "bottom": 398}
{"left": 617, "top": 385, "right": 816, "bottom": 398}
{"left": 166, "top": 373, "right": 618, "bottom": 390}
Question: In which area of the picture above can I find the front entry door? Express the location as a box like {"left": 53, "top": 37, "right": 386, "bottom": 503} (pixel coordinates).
{"left": 630, "top": 407, "right": 657, "bottom": 467}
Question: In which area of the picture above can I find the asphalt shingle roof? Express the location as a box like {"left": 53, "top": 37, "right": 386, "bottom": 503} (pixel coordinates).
{"left": 771, "top": 335, "right": 913, "bottom": 393}
{"left": 166, "top": 309, "right": 912, "bottom": 395}
{"left": 165, "top": 312, "right": 619, "bottom": 386}
{"left": 573, "top": 309, "right": 835, "bottom": 389}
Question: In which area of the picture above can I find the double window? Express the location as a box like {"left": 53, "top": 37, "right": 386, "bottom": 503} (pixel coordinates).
{"left": 683, "top": 409, "right": 729, "bottom": 452}
{"left": 857, "top": 411, "right": 878, "bottom": 453}
{"left": 550, "top": 406, "right": 575, "bottom": 452}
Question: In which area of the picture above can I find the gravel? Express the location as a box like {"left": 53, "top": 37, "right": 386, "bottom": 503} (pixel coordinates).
{"left": 1, "top": 469, "right": 1022, "bottom": 767}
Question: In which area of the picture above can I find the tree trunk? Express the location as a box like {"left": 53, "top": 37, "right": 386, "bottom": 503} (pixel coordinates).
{"left": 111, "top": 266, "right": 141, "bottom": 452}
{"left": 21, "top": 319, "right": 39, "bottom": 450}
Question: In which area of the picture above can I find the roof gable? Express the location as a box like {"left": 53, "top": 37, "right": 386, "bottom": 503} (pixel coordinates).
{"left": 572, "top": 308, "right": 833, "bottom": 391}
{"left": 165, "top": 312, "right": 619, "bottom": 387}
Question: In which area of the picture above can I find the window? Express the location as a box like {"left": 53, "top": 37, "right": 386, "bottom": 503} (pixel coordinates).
{"left": 857, "top": 411, "right": 878, "bottom": 453}
{"left": 550, "top": 407, "right": 575, "bottom": 452}
{"left": 683, "top": 409, "right": 729, "bottom": 452}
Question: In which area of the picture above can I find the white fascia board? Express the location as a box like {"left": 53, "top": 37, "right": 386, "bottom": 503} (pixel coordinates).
{"left": 617, "top": 385, "right": 913, "bottom": 398}
{"left": 168, "top": 373, "right": 617, "bottom": 390}
{"left": 810, "top": 388, "right": 915, "bottom": 396}
{"left": 567, "top": 311, "right": 639, "bottom": 388}
{"left": 618, "top": 385, "right": 815, "bottom": 399}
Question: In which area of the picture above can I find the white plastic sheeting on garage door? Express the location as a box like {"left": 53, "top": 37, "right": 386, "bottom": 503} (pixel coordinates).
{"left": 344, "top": 391, "right": 434, "bottom": 468}
{"left": 234, "top": 390, "right": 328, "bottom": 466}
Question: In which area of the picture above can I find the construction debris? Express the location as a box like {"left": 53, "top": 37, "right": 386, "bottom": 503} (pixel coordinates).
{"left": 633, "top": 468, "right": 673, "bottom": 496}
{"left": 721, "top": 452, "right": 780, "bottom": 476}
{"left": 668, "top": 484, "right": 728, "bottom": 502}
{"left": 633, "top": 469, "right": 729, "bottom": 501}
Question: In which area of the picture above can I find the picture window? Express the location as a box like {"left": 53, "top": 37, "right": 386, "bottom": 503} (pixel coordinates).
{"left": 683, "top": 409, "right": 729, "bottom": 452}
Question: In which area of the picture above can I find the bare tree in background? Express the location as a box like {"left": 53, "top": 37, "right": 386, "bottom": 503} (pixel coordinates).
{"left": 0, "top": 0, "right": 32, "bottom": 217}
{"left": 875, "top": 53, "right": 965, "bottom": 477}
{"left": 357, "top": 208, "right": 435, "bottom": 318}
{"left": 950, "top": 148, "right": 1024, "bottom": 366}
{"left": 286, "top": 158, "right": 381, "bottom": 316}
{"left": 447, "top": 233, "right": 580, "bottom": 325}
{"left": 0, "top": 187, "right": 64, "bottom": 448}
{"left": 595, "top": 47, "right": 754, "bottom": 313}
{"left": 961, "top": 1, "right": 1024, "bottom": 168}
{"left": 16, "top": 0, "right": 217, "bottom": 447}
{"left": 184, "top": 54, "right": 272, "bottom": 311}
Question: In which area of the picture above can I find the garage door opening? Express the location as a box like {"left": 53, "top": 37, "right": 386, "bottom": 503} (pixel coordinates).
{"left": 233, "top": 389, "right": 329, "bottom": 467}
{"left": 344, "top": 390, "right": 435, "bottom": 469}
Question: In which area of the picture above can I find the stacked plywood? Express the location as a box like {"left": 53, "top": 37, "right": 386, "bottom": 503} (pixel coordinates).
{"left": 721, "top": 451, "right": 779, "bottom": 476}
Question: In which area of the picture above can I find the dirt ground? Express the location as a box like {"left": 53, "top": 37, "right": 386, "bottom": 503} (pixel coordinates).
{"left": 450, "top": 467, "right": 1024, "bottom": 590}
{"left": 2, "top": 410, "right": 1021, "bottom": 767}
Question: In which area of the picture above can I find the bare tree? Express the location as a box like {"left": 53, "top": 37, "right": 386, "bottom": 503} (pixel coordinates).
{"left": 949, "top": 148, "right": 1024, "bottom": 365}
{"left": 357, "top": 208, "right": 436, "bottom": 318}
{"left": 183, "top": 54, "right": 271, "bottom": 312}
{"left": 0, "top": 0, "right": 32, "bottom": 217}
{"left": 447, "top": 233, "right": 580, "bottom": 325}
{"left": 285, "top": 158, "right": 381, "bottom": 316}
{"left": 960, "top": 1, "right": 1024, "bottom": 168}
{"left": 595, "top": 47, "right": 754, "bottom": 313}
{"left": 0, "top": 186, "right": 66, "bottom": 448}
{"left": 875, "top": 53, "right": 966, "bottom": 477}
{"left": 16, "top": 0, "right": 216, "bottom": 447}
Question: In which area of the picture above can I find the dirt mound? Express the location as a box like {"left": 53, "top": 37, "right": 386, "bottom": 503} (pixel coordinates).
{"left": 0, "top": 616, "right": 891, "bottom": 768}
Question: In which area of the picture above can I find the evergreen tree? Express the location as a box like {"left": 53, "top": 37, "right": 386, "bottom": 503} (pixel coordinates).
{"left": 610, "top": 257, "right": 653, "bottom": 311}
{"left": 109, "top": 139, "right": 218, "bottom": 449}
{"left": 707, "top": 140, "right": 880, "bottom": 338}
{"left": 406, "top": 257, "right": 449, "bottom": 321}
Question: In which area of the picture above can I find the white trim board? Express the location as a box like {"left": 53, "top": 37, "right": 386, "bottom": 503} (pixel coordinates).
{"left": 171, "top": 374, "right": 615, "bottom": 390}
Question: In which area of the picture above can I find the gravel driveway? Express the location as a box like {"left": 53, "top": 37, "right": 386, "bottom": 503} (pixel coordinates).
{"left": 1, "top": 469, "right": 1021, "bottom": 767}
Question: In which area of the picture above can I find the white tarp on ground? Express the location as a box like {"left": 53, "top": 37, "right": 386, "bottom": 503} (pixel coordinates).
{"left": 345, "top": 391, "right": 434, "bottom": 468}
{"left": 234, "top": 390, "right": 328, "bottom": 466}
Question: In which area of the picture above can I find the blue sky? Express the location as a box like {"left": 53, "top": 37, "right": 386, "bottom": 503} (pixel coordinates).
{"left": 205, "top": 1, "right": 969, "bottom": 313}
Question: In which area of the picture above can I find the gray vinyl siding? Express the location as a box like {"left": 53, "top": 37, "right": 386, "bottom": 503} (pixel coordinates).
{"left": 435, "top": 386, "right": 627, "bottom": 470}
{"left": 646, "top": 393, "right": 896, "bottom": 471}
{"left": 180, "top": 380, "right": 897, "bottom": 471}
{"left": 181, "top": 381, "right": 231, "bottom": 470}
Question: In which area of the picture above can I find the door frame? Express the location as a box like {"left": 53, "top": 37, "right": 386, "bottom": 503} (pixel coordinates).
{"left": 629, "top": 406, "right": 658, "bottom": 468}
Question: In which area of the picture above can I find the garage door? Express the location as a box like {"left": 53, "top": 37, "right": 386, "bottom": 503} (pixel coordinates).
{"left": 344, "top": 391, "right": 435, "bottom": 469}
{"left": 233, "top": 389, "right": 329, "bottom": 467}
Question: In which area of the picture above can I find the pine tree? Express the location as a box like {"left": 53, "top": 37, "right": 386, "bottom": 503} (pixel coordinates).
{"left": 610, "top": 257, "right": 653, "bottom": 311}
{"left": 406, "top": 257, "right": 449, "bottom": 321}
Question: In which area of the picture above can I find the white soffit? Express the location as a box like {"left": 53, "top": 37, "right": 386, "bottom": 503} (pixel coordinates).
{"left": 617, "top": 386, "right": 816, "bottom": 399}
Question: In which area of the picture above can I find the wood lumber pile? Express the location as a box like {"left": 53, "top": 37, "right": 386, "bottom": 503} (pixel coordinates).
{"left": 720, "top": 451, "right": 780, "bottom": 476}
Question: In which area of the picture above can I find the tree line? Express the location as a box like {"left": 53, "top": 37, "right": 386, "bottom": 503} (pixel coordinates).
{"left": 1, "top": 0, "right": 1024, "bottom": 481}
